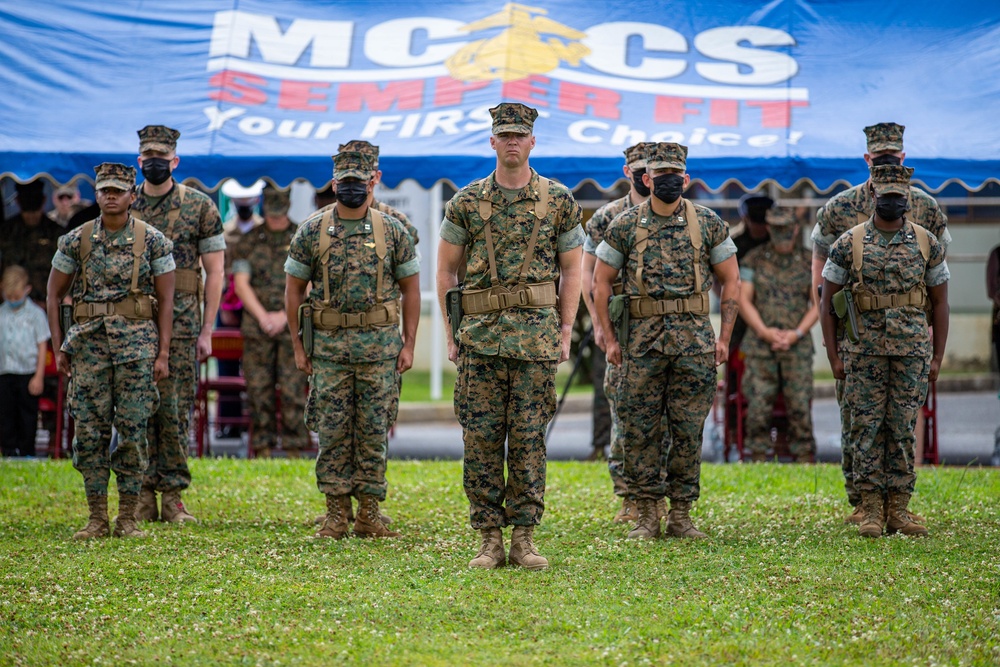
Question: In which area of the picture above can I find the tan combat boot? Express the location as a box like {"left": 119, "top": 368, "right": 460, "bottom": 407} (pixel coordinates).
{"left": 613, "top": 497, "right": 638, "bottom": 523}
{"left": 72, "top": 495, "right": 110, "bottom": 540}
{"left": 354, "top": 495, "right": 401, "bottom": 538}
{"left": 844, "top": 505, "right": 864, "bottom": 524}
{"left": 665, "top": 500, "right": 707, "bottom": 539}
{"left": 315, "top": 494, "right": 351, "bottom": 539}
{"left": 885, "top": 492, "right": 929, "bottom": 537}
{"left": 656, "top": 498, "right": 668, "bottom": 521}
{"left": 468, "top": 527, "right": 505, "bottom": 569}
{"left": 858, "top": 491, "right": 884, "bottom": 538}
{"left": 137, "top": 488, "right": 158, "bottom": 522}
{"left": 161, "top": 489, "right": 197, "bottom": 524}
{"left": 627, "top": 498, "right": 660, "bottom": 539}
{"left": 113, "top": 495, "right": 147, "bottom": 538}
{"left": 508, "top": 525, "right": 548, "bottom": 570}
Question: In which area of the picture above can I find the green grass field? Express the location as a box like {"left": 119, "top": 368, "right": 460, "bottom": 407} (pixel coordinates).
{"left": 1, "top": 460, "right": 998, "bottom": 666}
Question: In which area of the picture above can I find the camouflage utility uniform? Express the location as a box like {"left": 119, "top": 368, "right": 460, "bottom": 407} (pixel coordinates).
{"left": 52, "top": 217, "right": 174, "bottom": 498}
{"left": 232, "top": 222, "right": 309, "bottom": 455}
{"left": 597, "top": 198, "right": 735, "bottom": 505}
{"left": 442, "top": 169, "right": 584, "bottom": 530}
{"left": 132, "top": 178, "right": 224, "bottom": 492}
{"left": 285, "top": 206, "right": 418, "bottom": 502}
{"left": 740, "top": 240, "right": 816, "bottom": 459}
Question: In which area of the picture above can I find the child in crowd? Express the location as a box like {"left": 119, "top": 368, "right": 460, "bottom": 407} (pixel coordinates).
{"left": 0, "top": 266, "right": 51, "bottom": 456}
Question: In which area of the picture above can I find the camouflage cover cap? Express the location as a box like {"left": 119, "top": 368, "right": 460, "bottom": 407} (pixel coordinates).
{"left": 54, "top": 183, "right": 78, "bottom": 197}
{"left": 138, "top": 125, "right": 180, "bottom": 153}
{"left": 490, "top": 103, "right": 538, "bottom": 135}
{"left": 869, "top": 164, "right": 914, "bottom": 196}
{"left": 764, "top": 207, "right": 796, "bottom": 226}
{"left": 623, "top": 142, "right": 651, "bottom": 169}
{"left": 644, "top": 142, "right": 688, "bottom": 171}
{"left": 262, "top": 188, "right": 291, "bottom": 215}
{"left": 332, "top": 150, "right": 375, "bottom": 181}
{"left": 338, "top": 140, "right": 379, "bottom": 168}
{"left": 94, "top": 162, "right": 136, "bottom": 191}
{"left": 864, "top": 122, "right": 905, "bottom": 153}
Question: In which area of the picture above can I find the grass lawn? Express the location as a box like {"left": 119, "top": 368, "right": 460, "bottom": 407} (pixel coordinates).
{"left": 1, "top": 460, "right": 998, "bottom": 666}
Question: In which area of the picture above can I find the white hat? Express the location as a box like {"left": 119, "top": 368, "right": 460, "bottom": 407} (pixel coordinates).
{"left": 220, "top": 178, "right": 265, "bottom": 199}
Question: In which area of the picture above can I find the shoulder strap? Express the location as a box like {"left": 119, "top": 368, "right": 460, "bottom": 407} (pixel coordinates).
{"left": 518, "top": 177, "right": 550, "bottom": 286}
{"left": 318, "top": 208, "right": 334, "bottom": 306}
{"left": 684, "top": 199, "right": 703, "bottom": 294}
{"left": 911, "top": 223, "right": 930, "bottom": 261}
{"left": 128, "top": 219, "right": 147, "bottom": 293}
{"left": 164, "top": 182, "right": 188, "bottom": 240}
{"left": 850, "top": 222, "right": 867, "bottom": 286}
{"left": 634, "top": 200, "right": 651, "bottom": 297}
{"left": 370, "top": 208, "right": 387, "bottom": 304}
{"left": 79, "top": 220, "right": 96, "bottom": 297}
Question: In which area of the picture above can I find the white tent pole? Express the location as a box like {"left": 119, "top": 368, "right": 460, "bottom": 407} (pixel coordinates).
{"left": 429, "top": 181, "right": 444, "bottom": 401}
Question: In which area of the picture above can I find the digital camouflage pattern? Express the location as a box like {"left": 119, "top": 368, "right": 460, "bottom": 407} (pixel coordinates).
{"left": 644, "top": 142, "right": 687, "bottom": 171}
{"left": 133, "top": 179, "right": 224, "bottom": 493}
{"left": 317, "top": 199, "right": 420, "bottom": 245}
{"left": 863, "top": 122, "right": 904, "bottom": 153}
{"left": 740, "top": 241, "right": 816, "bottom": 457}
{"left": 824, "top": 220, "right": 947, "bottom": 357}
{"left": 232, "top": 222, "right": 308, "bottom": 452}
{"left": 333, "top": 140, "right": 420, "bottom": 244}
{"left": 844, "top": 353, "right": 928, "bottom": 494}
{"left": 94, "top": 162, "right": 136, "bottom": 191}
{"left": 613, "top": 351, "right": 716, "bottom": 501}
{"left": 52, "top": 217, "right": 172, "bottom": 498}
{"left": 0, "top": 214, "right": 62, "bottom": 302}
{"left": 333, "top": 150, "right": 374, "bottom": 181}
{"left": 490, "top": 102, "right": 537, "bottom": 135}
{"left": 604, "top": 359, "right": 669, "bottom": 497}
{"left": 811, "top": 184, "right": 949, "bottom": 260}
{"left": 584, "top": 194, "right": 636, "bottom": 255}
{"left": 455, "top": 353, "right": 556, "bottom": 528}
{"left": 306, "top": 356, "right": 398, "bottom": 499}
{"left": 869, "top": 164, "right": 914, "bottom": 196}
{"left": 598, "top": 199, "right": 732, "bottom": 357}
{"left": 137, "top": 124, "right": 180, "bottom": 153}
{"left": 285, "top": 208, "right": 418, "bottom": 363}
{"left": 440, "top": 169, "right": 584, "bottom": 361}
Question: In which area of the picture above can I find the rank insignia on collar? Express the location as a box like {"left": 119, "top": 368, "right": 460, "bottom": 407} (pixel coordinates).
{"left": 364, "top": 223, "right": 371, "bottom": 232}
{"left": 327, "top": 225, "right": 336, "bottom": 235}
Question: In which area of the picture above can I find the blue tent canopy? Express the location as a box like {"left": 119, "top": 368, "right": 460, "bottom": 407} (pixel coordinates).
{"left": 2, "top": 0, "right": 998, "bottom": 192}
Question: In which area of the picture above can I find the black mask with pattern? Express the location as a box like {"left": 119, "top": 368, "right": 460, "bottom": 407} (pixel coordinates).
{"left": 631, "top": 168, "right": 650, "bottom": 197}
{"left": 651, "top": 173, "right": 685, "bottom": 204}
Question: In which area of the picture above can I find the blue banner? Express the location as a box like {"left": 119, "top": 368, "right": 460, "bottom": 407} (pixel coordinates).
{"left": 1, "top": 1, "right": 998, "bottom": 191}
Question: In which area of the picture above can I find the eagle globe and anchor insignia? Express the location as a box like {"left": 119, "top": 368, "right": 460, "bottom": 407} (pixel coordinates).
{"left": 445, "top": 3, "right": 592, "bottom": 82}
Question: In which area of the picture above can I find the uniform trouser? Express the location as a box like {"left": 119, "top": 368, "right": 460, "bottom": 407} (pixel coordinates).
{"left": 836, "top": 378, "right": 858, "bottom": 505}
{"left": 68, "top": 341, "right": 158, "bottom": 497}
{"left": 743, "top": 352, "right": 816, "bottom": 458}
{"left": 589, "top": 341, "right": 611, "bottom": 450}
{"left": 307, "top": 357, "right": 399, "bottom": 500}
{"left": 0, "top": 374, "right": 38, "bottom": 457}
{"left": 616, "top": 351, "right": 716, "bottom": 502}
{"left": 242, "top": 334, "right": 309, "bottom": 452}
{"left": 455, "top": 351, "right": 556, "bottom": 530}
{"left": 845, "top": 353, "right": 928, "bottom": 495}
{"left": 144, "top": 337, "right": 196, "bottom": 492}
{"left": 604, "top": 361, "right": 669, "bottom": 497}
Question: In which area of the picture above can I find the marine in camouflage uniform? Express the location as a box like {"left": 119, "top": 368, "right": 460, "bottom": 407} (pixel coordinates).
{"left": 593, "top": 142, "right": 740, "bottom": 540}
{"left": 437, "top": 103, "right": 584, "bottom": 570}
{"left": 286, "top": 150, "right": 420, "bottom": 540}
{"left": 0, "top": 181, "right": 62, "bottom": 303}
{"left": 131, "top": 125, "right": 225, "bottom": 523}
{"left": 810, "top": 123, "right": 949, "bottom": 520}
{"left": 820, "top": 164, "right": 950, "bottom": 538}
{"left": 335, "top": 140, "right": 420, "bottom": 245}
{"left": 46, "top": 163, "right": 175, "bottom": 539}
{"left": 580, "top": 142, "right": 667, "bottom": 521}
{"left": 738, "top": 208, "right": 817, "bottom": 462}
{"left": 232, "top": 189, "right": 309, "bottom": 458}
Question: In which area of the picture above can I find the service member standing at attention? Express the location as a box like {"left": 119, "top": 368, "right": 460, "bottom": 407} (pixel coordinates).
{"left": 286, "top": 150, "right": 419, "bottom": 540}
{"left": 580, "top": 142, "right": 655, "bottom": 522}
{"left": 336, "top": 140, "right": 420, "bottom": 245}
{"left": 132, "top": 125, "right": 225, "bottom": 524}
{"left": 737, "top": 207, "right": 818, "bottom": 463}
{"left": 46, "top": 163, "right": 175, "bottom": 539}
{"left": 437, "top": 103, "right": 584, "bottom": 570}
{"left": 820, "top": 164, "right": 949, "bottom": 538}
{"left": 592, "top": 142, "right": 740, "bottom": 540}
{"left": 232, "top": 188, "right": 309, "bottom": 458}
{"left": 811, "top": 122, "right": 948, "bottom": 525}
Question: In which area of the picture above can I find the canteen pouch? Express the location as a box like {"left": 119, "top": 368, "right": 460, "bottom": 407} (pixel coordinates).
{"left": 59, "top": 303, "right": 74, "bottom": 336}
{"left": 608, "top": 294, "right": 630, "bottom": 350}
{"left": 446, "top": 285, "right": 464, "bottom": 344}
{"left": 298, "top": 303, "right": 314, "bottom": 357}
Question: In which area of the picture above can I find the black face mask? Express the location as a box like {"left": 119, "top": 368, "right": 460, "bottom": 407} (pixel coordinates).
{"left": 651, "top": 173, "right": 685, "bottom": 204}
{"left": 336, "top": 181, "right": 369, "bottom": 209}
{"left": 235, "top": 204, "right": 255, "bottom": 221}
{"left": 870, "top": 154, "right": 902, "bottom": 167}
{"left": 631, "top": 168, "right": 650, "bottom": 197}
{"left": 875, "top": 195, "right": 908, "bottom": 221}
{"left": 141, "top": 157, "right": 172, "bottom": 186}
